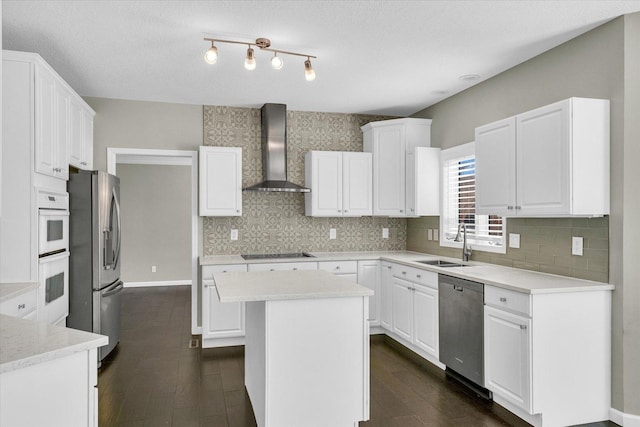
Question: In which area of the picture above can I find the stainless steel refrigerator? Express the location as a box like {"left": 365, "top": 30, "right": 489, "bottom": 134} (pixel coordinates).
{"left": 67, "top": 170, "right": 123, "bottom": 362}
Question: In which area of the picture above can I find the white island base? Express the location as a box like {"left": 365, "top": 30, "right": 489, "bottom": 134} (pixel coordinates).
{"left": 214, "top": 270, "right": 372, "bottom": 427}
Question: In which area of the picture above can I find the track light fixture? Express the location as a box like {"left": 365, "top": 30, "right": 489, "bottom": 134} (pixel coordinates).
{"left": 203, "top": 36, "right": 317, "bottom": 80}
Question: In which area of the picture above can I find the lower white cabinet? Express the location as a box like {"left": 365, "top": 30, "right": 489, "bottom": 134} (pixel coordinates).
{"left": 484, "top": 305, "right": 532, "bottom": 412}
{"left": 483, "top": 285, "right": 611, "bottom": 427}
{"left": 247, "top": 261, "right": 318, "bottom": 272}
{"left": 318, "top": 260, "right": 358, "bottom": 282}
{"left": 202, "top": 264, "right": 246, "bottom": 348}
{"left": 391, "top": 274, "right": 439, "bottom": 359}
{"left": 379, "top": 262, "right": 393, "bottom": 330}
{"left": 357, "top": 260, "right": 380, "bottom": 327}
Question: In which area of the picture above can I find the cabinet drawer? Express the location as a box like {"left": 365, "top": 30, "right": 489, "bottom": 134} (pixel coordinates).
{"left": 485, "top": 286, "right": 531, "bottom": 317}
{"left": 317, "top": 261, "right": 357, "bottom": 274}
{"left": 0, "top": 289, "right": 37, "bottom": 318}
{"left": 248, "top": 262, "right": 318, "bottom": 272}
{"left": 202, "top": 264, "right": 247, "bottom": 279}
{"left": 391, "top": 264, "right": 438, "bottom": 289}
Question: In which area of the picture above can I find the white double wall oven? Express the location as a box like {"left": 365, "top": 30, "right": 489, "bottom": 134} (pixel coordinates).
{"left": 37, "top": 189, "right": 70, "bottom": 326}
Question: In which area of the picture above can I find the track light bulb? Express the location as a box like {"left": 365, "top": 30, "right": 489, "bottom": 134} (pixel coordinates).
{"left": 271, "top": 54, "right": 283, "bottom": 70}
{"left": 204, "top": 43, "right": 218, "bottom": 64}
{"left": 304, "top": 59, "right": 316, "bottom": 81}
{"left": 245, "top": 47, "right": 256, "bottom": 70}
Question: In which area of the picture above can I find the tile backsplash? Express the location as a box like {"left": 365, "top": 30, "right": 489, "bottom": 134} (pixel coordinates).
{"left": 202, "top": 105, "right": 404, "bottom": 255}
{"left": 407, "top": 216, "right": 609, "bottom": 282}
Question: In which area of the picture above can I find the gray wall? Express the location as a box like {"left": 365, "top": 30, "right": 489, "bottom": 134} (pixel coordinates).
{"left": 84, "top": 97, "right": 203, "bottom": 171}
{"left": 117, "top": 164, "right": 191, "bottom": 283}
{"left": 410, "top": 15, "right": 639, "bottom": 415}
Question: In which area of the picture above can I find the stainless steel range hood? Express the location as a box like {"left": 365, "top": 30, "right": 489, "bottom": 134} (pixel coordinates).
{"left": 243, "top": 103, "right": 310, "bottom": 193}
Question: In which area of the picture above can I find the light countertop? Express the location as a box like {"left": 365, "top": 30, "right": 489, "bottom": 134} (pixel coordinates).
{"left": 214, "top": 269, "right": 373, "bottom": 303}
{"left": 202, "top": 251, "right": 613, "bottom": 295}
{"left": 0, "top": 315, "right": 108, "bottom": 374}
{"left": 0, "top": 282, "right": 39, "bottom": 302}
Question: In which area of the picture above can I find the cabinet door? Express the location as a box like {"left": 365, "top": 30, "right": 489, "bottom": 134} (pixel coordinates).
{"left": 372, "top": 126, "right": 405, "bottom": 216}
{"left": 82, "top": 111, "right": 94, "bottom": 169}
{"left": 358, "top": 260, "right": 379, "bottom": 326}
{"left": 199, "top": 146, "right": 242, "bottom": 216}
{"left": 343, "top": 152, "right": 372, "bottom": 216}
{"left": 35, "top": 66, "right": 57, "bottom": 177}
{"left": 391, "top": 276, "right": 413, "bottom": 342}
{"left": 380, "top": 263, "right": 393, "bottom": 330}
{"left": 247, "top": 262, "right": 318, "bottom": 272}
{"left": 484, "top": 306, "right": 532, "bottom": 413}
{"left": 516, "top": 100, "right": 570, "bottom": 215}
{"left": 306, "top": 151, "right": 342, "bottom": 216}
{"left": 202, "top": 281, "right": 244, "bottom": 339}
{"left": 69, "top": 101, "right": 85, "bottom": 167}
{"left": 413, "top": 284, "right": 438, "bottom": 358}
{"left": 55, "top": 87, "right": 70, "bottom": 180}
{"left": 475, "top": 117, "right": 516, "bottom": 217}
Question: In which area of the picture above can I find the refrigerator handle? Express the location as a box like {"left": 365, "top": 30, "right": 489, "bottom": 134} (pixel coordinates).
{"left": 112, "top": 188, "right": 122, "bottom": 270}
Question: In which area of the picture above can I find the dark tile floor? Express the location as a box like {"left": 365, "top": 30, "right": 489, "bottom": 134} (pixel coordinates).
{"left": 98, "top": 286, "right": 618, "bottom": 427}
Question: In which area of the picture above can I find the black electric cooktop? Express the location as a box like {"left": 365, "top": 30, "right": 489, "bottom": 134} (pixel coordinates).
{"left": 240, "top": 252, "right": 315, "bottom": 260}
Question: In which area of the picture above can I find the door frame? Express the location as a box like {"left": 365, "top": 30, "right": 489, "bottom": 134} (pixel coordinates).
{"left": 107, "top": 147, "right": 201, "bottom": 334}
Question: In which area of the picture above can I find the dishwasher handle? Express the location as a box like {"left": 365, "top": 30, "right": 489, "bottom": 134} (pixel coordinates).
{"left": 453, "top": 285, "right": 464, "bottom": 292}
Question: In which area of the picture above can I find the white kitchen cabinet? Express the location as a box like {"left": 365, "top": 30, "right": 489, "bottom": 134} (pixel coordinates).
{"left": 362, "top": 118, "right": 438, "bottom": 217}
{"left": 476, "top": 97, "right": 610, "bottom": 217}
{"left": 391, "top": 276, "right": 414, "bottom": 342}
{"left": 485, "top": 305, "right": 532, "bottom": 412}
{"left": 199, "top": 146, "right": 242, "bottom": 216}
{"left": 304, "top": 151, "right": 372, "bottom": 217}
{"left": 69, "top": 100, "right": 94, "bottom": 170}
{"left": 357, "top": 260, "right": 380, "bottom": 327}
{"left": 379, "top": 262, "right": 393, "bottom": 331}
{"left": 318, "top": 260, "right": 358, "bottom": 282}
{"left": 483, "top": 285, "right": 611, "bottom": 427}
{"left": 0, "top": 287, "right": 38, "bottom": 319}
{"left": 413, "top": 283, "right": 438, "bottom": 356}
{"left": 201, "top": 264, "right": 246, "bottom": 348}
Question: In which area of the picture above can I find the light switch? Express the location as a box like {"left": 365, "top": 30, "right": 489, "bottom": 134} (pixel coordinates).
{"left": 330, "top": 228, "right": 337, "bottom": 239}
{"left": 382, "top": 228, "right": 389, "bottom": 239}
{"left": 230, "top": 229, "right": 238, "bottom": 241}
{"left": 572, "top": 236, "right": 584, "bottom": 256}
{"left": 433, "top": 229, "right": 439, "bottom": 241}
{"left": 427, "top": 229, "right": 433, "bottom": 241}
{"left": 509, "top": 233, "right": 520, "bottom": 249}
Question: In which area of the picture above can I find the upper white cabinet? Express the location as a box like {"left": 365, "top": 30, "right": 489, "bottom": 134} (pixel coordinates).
{"left": 304, "top": 151, "right": 372, "bottom": 217}
{"left": 199, "top": 146, "right": 242, "bottom": 216}
{"left": 69, "top": 101, "right": 94, "bottom": 169}
{"left": 475, "top": 98, "right": 610, "bottom": 217}
{"left": 362, "top": 118, "right": 439, "bottom": 217}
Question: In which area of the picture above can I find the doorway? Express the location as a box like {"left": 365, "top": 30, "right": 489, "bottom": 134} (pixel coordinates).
{"left": 107, "top": 147, "right": 201, "bottom": 334}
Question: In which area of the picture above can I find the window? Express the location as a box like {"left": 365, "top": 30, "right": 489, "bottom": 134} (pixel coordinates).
{"left": 440, "top": 142, "right": 505, "bottom": 253}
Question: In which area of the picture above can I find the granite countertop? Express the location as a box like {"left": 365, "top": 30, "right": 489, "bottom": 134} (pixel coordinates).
{"left": 0, "top": 282, "right": 39, "bottom": 302}
{"left": 0, "top": 315, "right": 108, "bottom": 374}
{"left": 214, "top": 269, "right": 373, "bottom": 303}
{"left": 201, "top": 250, "right": 613, "bottom": 295}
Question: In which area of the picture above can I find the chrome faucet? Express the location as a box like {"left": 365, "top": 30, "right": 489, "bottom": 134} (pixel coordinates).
{"left": 454, "top": 223, "right": 472, "bottom": 262}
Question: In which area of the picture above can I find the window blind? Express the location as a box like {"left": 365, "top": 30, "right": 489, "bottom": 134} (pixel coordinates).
{"left": 442, "top": 153, "right": 504, "bottom": 248}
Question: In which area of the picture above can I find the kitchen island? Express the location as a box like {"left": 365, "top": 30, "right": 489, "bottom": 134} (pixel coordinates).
{"left": 213, "top": 269, "right": 373, "bottom": 427}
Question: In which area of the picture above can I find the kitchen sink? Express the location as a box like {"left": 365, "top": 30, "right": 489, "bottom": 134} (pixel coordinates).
{"left": 416, "top": 260, "right": 470, "bottom": 267}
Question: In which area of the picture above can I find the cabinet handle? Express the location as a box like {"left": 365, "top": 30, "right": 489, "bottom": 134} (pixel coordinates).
{"left": 416, "top": 274, "right": 421, "bottom": 278}
{"left": 270, "top": 269, "right": 275, "bottom": 271}
{"left": 293, "top": 268, "right": 298, "bottom": 270}
{"left": 387, "top": 266, "right": 392, "bottom": 269}
{"left": 236, "top": 210, "right": 240, "bottom": 213}
{"left": 344, "top": 210, "right": 348, "bottom": 213}
{"left": 335, "top": 266, "right": 340, "bottom": 270}
{"left": 515, "top": 206, "right": 522, "bottom": 210}
{"left": 410, "top": 208, "right": 414, "bottom": 212}
{"left": 399, "top": 210, "right": 404, "bottom": 213}
{"left": 507, "top": 206, "right": 514, "bottom": 210}
{"left": 222, "top": 270, "right": 227, "bottom": 273}
{"left": 499, "top": 297, "right": 507, "bottom": 302}
{"left": 18, "top": 304, "right": 26, "bottom": 310}
{"left": 401, "top": 271, "right": 406, "bottom": 275}
{"left": 520, "top": 325, "right": 527, "bottom": 330}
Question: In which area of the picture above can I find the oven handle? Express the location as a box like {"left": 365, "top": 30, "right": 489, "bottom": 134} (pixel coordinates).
{"left": 102, "top": 281, "right": 124, "bottom": 298}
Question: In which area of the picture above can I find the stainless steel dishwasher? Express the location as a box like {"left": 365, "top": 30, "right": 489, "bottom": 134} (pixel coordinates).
{"left": 438, "top": 274, "right": 491, "bottom": 399}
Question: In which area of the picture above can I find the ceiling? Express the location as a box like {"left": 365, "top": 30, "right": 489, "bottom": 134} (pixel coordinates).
{"left": 3, "top": 1, "right": 640, "bottom": 116}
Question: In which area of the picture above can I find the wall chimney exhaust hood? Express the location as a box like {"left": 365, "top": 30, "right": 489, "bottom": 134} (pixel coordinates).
{"left": 243, "top": 103, "right": 310, "bottom": 193}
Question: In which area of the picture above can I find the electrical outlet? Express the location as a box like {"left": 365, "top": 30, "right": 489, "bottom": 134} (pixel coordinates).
{"left": 427, "top": 229, "right": 433, "bottom": 241}
{"left": 382, "top": 228, "right": 389, "bottom": 239}
{"left": 509, "top": 233, "right": 521, "bottom": 249}
{"left": 230, "top": 229, "right": 238, "bottom": 241}
{"left": 433, "top": 229, "right": 439, "bottom": 241}
{"left": 151, "top": 265, "right": 157, "bottom": 273}
{"left": 329, "top": 228, "right": 337, "bottom": 239}
{"left": 572, "top": 236, "right": 584, "bottom": 256}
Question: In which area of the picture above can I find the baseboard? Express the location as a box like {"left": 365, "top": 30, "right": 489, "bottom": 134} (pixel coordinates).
{"left": 611, "top": 408, "right": 640, "bottom": 427}
{"left": 124, "top": 280, "right": 192, "bottom": 288}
